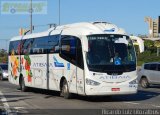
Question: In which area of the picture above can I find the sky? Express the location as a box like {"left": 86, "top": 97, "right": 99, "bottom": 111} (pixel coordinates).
{"left": 0, "top": 0, "right": 160, "bottom": 50}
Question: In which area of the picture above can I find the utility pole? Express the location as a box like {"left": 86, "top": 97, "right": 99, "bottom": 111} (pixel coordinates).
{"left": 30, "top": 0, "right": 33, "bottom": 34}
{"left": 59, "top": 0, "right": 60, "bottom": 25}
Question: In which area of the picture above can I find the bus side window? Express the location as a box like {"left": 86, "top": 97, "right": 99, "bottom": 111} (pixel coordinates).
{"left": 22, "top": 39, "right": 34, "bottom": 55}
{"left": 60, "top": 36, "right": 77, "bottom": 64}
{"left": 32, "top": 37, "right": 47, "bottom": 54}
{"left": 9, "top": 40, "right": 20, "bottom": 55}
{"left": 47, "top": 35, "right": 59, "bottom": 53}
{"left": 9, "top": 41, "right": 14, "bottom": 55}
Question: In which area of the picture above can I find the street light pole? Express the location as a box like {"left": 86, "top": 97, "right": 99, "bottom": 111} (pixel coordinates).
{"left": 30, "top": 0, "right": 33, "bottom": 34}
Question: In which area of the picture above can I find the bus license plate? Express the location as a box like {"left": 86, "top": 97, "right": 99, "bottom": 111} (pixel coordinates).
{"left": 112, "top": 88, "right": 120, "bottom": 91}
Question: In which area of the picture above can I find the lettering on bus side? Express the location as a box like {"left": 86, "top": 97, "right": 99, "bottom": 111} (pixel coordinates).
{"left": 33, "top": 63, "right": 54, "bottom": 68}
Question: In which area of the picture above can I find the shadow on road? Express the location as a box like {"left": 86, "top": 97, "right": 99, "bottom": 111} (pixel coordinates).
{"left": 0, "top": 79, "right": 8, "bottom": 81}
{"left": 19, "top": 86, "right": 160, "bottom": 102}
{"left": 147, "top": 85, "right": 160, "bottom": 88}
{"left": 26, "top": 87, "right": 60, "bottom": 98}
{"left": 1, "top": 94, "right": 29, "bottom": 99}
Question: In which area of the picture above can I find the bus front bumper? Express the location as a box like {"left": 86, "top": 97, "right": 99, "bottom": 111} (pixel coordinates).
{"left": 85, "top": 84, "right": 138, "bottom": 96}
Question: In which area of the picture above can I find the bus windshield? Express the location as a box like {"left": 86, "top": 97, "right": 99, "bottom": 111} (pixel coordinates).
{"left": 86, "top": 34, "right": 136, "bottom": 74}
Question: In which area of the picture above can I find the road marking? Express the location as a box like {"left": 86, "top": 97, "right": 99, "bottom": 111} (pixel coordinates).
{"left": 152, "top": 105, "right": 160, "bottom": 108}
{"left": 124, "top": 102, "right": 140, "bottom": 105}
{"left": 0, "top": 91, "right": 12, "bottom": 114}
{"left": 14, "top": 107, "right": 25, "bottom": 109}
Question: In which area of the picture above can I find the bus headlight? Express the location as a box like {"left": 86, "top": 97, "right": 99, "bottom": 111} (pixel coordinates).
{"left": 86, "top": 78, "right": 100, "bottom": 86}
{"left": 129, "top": 79, "right": 137, "bottom": 84}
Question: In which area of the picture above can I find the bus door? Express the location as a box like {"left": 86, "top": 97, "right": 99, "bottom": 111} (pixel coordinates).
{"left": 58, "top": 36, "right": 77, "bottom": 93}
{"left": 76, "top": 38, "right": 85, "bottom": 95}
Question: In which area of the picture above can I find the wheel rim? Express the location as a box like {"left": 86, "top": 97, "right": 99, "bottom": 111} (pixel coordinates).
{"left": 21, "top": 79, "right": 25, "bottom": 90}
{"left": 141, "top": 79, "right": 147, "bottom": 87}
{"left": 63, "top": 83, "right": 68, "bottom": 96}
{"left": 0, "top": 76, "right": 2, "bottom": 80}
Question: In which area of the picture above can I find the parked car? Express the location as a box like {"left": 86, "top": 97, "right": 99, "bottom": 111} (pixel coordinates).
{"left": 138, "top": 62, "right": 160, "bottom": 88}
{"left": 0, "top": 63, "right": 8, "bottom": 80}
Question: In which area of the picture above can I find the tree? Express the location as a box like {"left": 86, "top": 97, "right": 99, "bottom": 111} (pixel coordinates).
{"left": 0, "top": 49, "right": 8, "bottom": 63}
{"left": 154, "top": 41, "right": 160, "bottom": 56}
{"left": 144, "top": 40, "right": 154, "bottom": 48}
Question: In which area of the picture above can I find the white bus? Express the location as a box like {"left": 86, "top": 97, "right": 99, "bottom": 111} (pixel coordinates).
{"left": 8, "top": 22, "right": 138, "bottom": 99}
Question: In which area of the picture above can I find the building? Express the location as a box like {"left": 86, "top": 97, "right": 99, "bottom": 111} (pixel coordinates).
{"left": 144, "top": 16, "right": 160, "bottom": 38}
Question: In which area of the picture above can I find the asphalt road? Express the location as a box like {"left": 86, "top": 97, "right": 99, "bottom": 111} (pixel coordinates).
{"left": 0, "top": 80, "right": 160, "bottom": 115}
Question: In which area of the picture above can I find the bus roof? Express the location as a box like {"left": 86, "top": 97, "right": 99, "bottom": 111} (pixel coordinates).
{"left": 10, "top": 22, "right": 127, "bottom": 41}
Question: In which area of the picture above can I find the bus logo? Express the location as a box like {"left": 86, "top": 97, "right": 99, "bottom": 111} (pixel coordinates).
{"left": 53, "top": 56, "right": 64, "bottom": 67}
{"left": 104, "top": 28, "right": 115, "bottom": 32}
{"left": 100, "top": 75, "right": 130, "bottom": 80}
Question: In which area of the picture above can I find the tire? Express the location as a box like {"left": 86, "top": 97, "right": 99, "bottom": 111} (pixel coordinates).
{"left": 20, "top": 77, "right": 28, "bottom": 92}
{"left": 0, "top": 75, "right": 3, "bottom": 81}
{"left": 61, "top": 79, "right": 72, "bottom": 99}
{"left": 140, "top": 77, "right": 149, "bottom": 88}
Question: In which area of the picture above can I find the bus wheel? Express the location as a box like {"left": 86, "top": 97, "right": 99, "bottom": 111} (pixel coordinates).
{"left": 61, "top": 80, "right": 72, "bottom": 99}
{"left": 0, "top": 75, "right": 3, "bottom": 81}
{"left": 140, "top": 77, "right": 149, "bottom": 88}
{"left": 20, "top": 77, "right": 28, "bottom": 92}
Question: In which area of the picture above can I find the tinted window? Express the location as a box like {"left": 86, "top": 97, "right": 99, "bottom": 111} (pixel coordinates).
{"left": 86, "top": 34, "right": 136, "bottom": 74}
{"left": 158, "top": 64, "right": 160, "bottom": 71}
{"left": 10, "top": 36, "right": 60, "bottom": 55}
{"left": 60, "top": 36, "right": 77, "bottom": 64}
{"left": 22, "top": 39, "right": 34, "bottom": 55}
{"left": 47, "top": 35, "right": 59, "bottom": 53}
{"left": 32, "top": 37, "right": 48, "bottom": 54}
{"left": 150, "top": 64, "right": 157, "bottom": 71}
{"left": 9, "top": 40, "right": 21, "bottom": 55}
{"left": 87, "top": 35, "right": 136, "bottom": 65}
{"left": 144, "top": 64, "right": 150, "bottom": 70}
